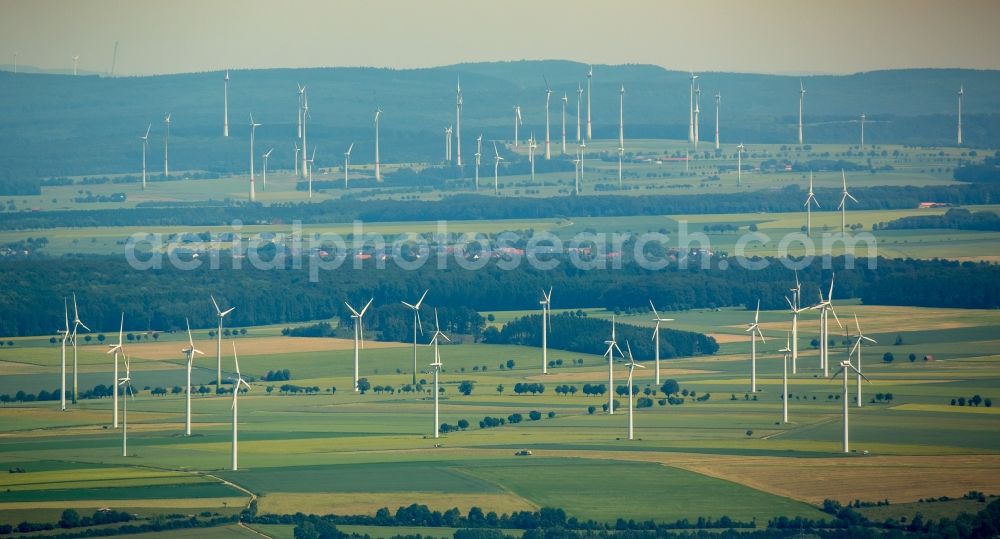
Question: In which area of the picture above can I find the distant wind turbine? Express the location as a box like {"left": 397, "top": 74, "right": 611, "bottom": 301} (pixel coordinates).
{"left": 429, "top": 309, "right": 449, "bottom": 439}
{"left": 72, "top": 54, "right": 79, "bottom": 76}
{"left": 850, "top": 314, "right": 877, "bottom": 408}
{"left": 294, "top": 142, "right": 300, "bottom": 177}
{"left": 301, "top": 89, "right": 309, "bottom": 179}
{"left": 736, "top": 143, "right": 745, "bottom": 187}
{"left": 689, "top": 72, "right": 698, "bottom": 143}
{"left": 181, "top": 318, "right": 204, "bottom": 436}
{"left": 837, "top": 170, "right": 858, "bottom": 234}
{"left": 540, "top": 288, "right": 552, "bottom": 374}
{"left": 780, "top": 334, "right": 791, "bottom": 424}
{"left": 513, "top": 105, "right": 522, "bottom": 147}
{"left": 693, "top": 86, "right": 701, "bottom": 149}
{"left": 528, "top": 133, "right": 537, "bottom": 181}
{"left": 544, "top": 77, "right": 553, "bottom": 160}
{"left": 140, "top": 124, "right": 151, "bottom": 190}
{"left": 649, "top": 300, "right": 674, "bottom": 386}
{"left": 604, "top": 316, "right": 623, "bottom": 414}
{"left": 230, "top": 342, "right": 251, "bottom": 471}
{"left": 118, "top": 355, "right": 134, "bottom": 457}
{"left": 106, "top": 313, "right": 124, "bottom": 428}
{"left": 745, "top": 300, "right": 765, "bottom": 393}
{"left": 859, "top": 113, "right": 866, "bottom": 149}
{"left": 70, "top": 294, "right": 88, "bottom": 405}
{"left": 163, "top": 113, "right": 171, "bottom": 177}
{"left": 624, "top": 341, "right": 645, "bottom": 440}
{"left": 343, "top": 142, "right": 354, "bottom": 188}
{"left": 249, "top": 114, "right": 260, "bottom": 202}
{"left": 493, "top": 141, "right": 503, "bottom": 195}
{"left": 561, "top": 92, "right": 568, "bottom": 155}
{"left": 223, "top": 70, "right": 229, "bottom": 137}
{"left": 374, "top": 108, "right": 383, "bottom": 182}
{"left": 804, "top": 172, "right": 820, "bottom": 234}
{"left": 345, "top": 297, "right": 374, "bottom": 392}
{"left": 576, "top": 83, "right": 583, "bottom": 143}
{"left": 714, "top": 92, "right": 721, "bottom": 150}
{"left": 798, "top": 81, "right": 806, "bottom": 145}
{"left": 307, "top": 147, "right": 316, "bottom": 198}
{"left": 810, "top": 274, "right": 843, "bottom": 377}
{"left": 474, "top": 134, "right": 482, "bottom": 191}
{"left": 784, "top": 273, "right": 805, "bottom": 374}
{"left": 262, "top": 148, "right": 273, "bottom": 190}
{"left": 957, "top": 85, "right": 964, "bottom": 145}
{"left": 401, "top": 290, "right": 429, "bottom": 385}
{"left": 444, "top": 126, "right": 452, "bottom": 162}
{"left": 831, "top": 359, "right": 870, "bottom": 453}
{"left": 586, "top": 65, "right": 593, "bottom": 141}
{"left": 58, "top": 298, "right": 69, "bottom": 411}
{"left": 211, "top": 295, "right": 235, "bottom": 388}
{"left": 455, "top": 77, "right": 463, "bottom": 166}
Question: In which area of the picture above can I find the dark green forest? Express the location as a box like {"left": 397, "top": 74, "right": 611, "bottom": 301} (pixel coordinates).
{"left": 0, "top": 253, "right": 995, "bottom": 337}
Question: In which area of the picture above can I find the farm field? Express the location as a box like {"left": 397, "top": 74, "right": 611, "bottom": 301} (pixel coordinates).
{"left": 0, "top": 302, "right": 997, "bottom": 534}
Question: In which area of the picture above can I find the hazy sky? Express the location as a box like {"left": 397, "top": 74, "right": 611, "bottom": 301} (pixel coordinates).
{"left": 3, "top": 0, "right": 999, "bottom": 76}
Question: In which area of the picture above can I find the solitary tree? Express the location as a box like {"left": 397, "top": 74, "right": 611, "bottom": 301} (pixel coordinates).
{"left": 459, "top": 381, "right": 475, "bottom": 396}
{"left": 882, "top": 352, "right": 895, "bottom": 363}
{"left": 496, "top": 384, "right": 504, "bottom": 396}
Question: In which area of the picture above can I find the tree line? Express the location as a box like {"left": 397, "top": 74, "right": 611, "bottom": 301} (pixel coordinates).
{"left": 875, "top": 207, "right": 1000, "bottom": 231}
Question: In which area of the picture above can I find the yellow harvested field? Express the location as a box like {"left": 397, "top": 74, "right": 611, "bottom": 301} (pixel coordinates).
{"left": 705, "top": 333, "right": 746, "bottom": 344}
{"left": 257, "top": 492, "right": 536, "bottom": 516}
{"left": 127, "top": 336, "right": 405, "bottom": 360}
{"left": 0, "top": 360, "right": 49, "bottom": 375}
{"left": 756, "top": 305, "right": 1000, "bottom": 334}
{"left": 524, "top": 368, "right": 716, "bottom": 382}
{"left": 0, "top": 497, "right": 247, "bottom": 511}
{"left": 892, "top": 403, "right": 1000, "bottom": 415}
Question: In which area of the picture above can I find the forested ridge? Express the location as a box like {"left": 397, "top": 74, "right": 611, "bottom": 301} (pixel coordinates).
{"left": 0, "top": 254, "right": 995, "bottom": 337}
{"left": 2, "top": 183, "right": 999, "bottom": 230}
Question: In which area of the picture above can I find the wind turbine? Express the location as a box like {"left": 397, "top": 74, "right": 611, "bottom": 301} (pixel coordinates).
{"left": 118, "top": 355, "right": 133, "bottom": 457}
{"left": 714, "top": 92, "right": 721, "bottom": 150}
{"left": 58, "top": 298, "right": 69, "bottom": 411}
{"left": 780, "top": 334, "right": 791, "bottom": 424}
{"left": 163, "top": 113, "right": 171, "bottom": 177}
{"left": 784, "top": 273, "right": 805, "bottom": 374}
{"left": 798, "top": 81, "right": 806, "bottom": 145}
{"left": 528, "top": 133, "right": 537, "bottom": 181}
{"left": 70, "top": 294, "right": 89, "bottom": 405}
{"left": 401, "top": 290, "right": 428, "bottom": 385}
{"left": 804, "top": 172, "right": 820, "bottom": 234}
{"left": 444, "top": 126, "right": 452, "bottom": 162}
{"left": 618, "top": 84, "right": 625, "bottom": 151}
{"left": 301, "top": 89, "right": 309, "bottom": 179}
{"left": 957, "top": 85, "right": 964, "bottom": 145}
{"left": 307, "top": 147, "right": 316, "bottom": 199}
{"left": 649, "top": 300, "right": 674, "bottom": 386}
{"left": 512, "top": 105, "right": 522, "bottom": 147}
{"left": 455, "top": 78, "right": 463, "bottom": 166}
{"left": 223, "top": 70, "right": 229, "bottom": 137}
{"left": 736, "top": 143, "right": 745, "bottom": 186}
{"left": 13, "top": 51, "right": 18, "bottom": 74}
{"left": 604, "top": 316, "right": 623, "bottom": 414}
{"left": 561, "top": 92, "right": 568, "bottom": 155}
{"left": 810, "top": 274, "right": 843, "bottom": 377}
{"left": 544, "top": 77, "right": 553, "bottom": 160}
{"left": 181, "top": 319, "right": 204, "bottom": 436}
{"left": 106, "top": 313, "right": 124, "bottom": 428}
{"left": 249, "top": 114, "right": 260, "bottom": 202}
{"left": 688, "top": 71, "right": 698, "bottom": 143}
{"left": 860, "top": 113, "right": 866, "bottom": 149}
{"left": 294, "top": 142, "right": 300, "bottom": 177}
{"left": 586, "top": 65, "right": 593, "bottom": 141}
{"left": 296, "top": 83, "right": 304, "bottom": 141}
{"left": 575, "top": 83, "right": 583, "bottom": 143}
{"left": 474, "top": 134, "right": 482, "bottom": 191}
{"left": 745, "top": 300, "right": 765, "bottom": 393}
{"left": 493, "top": 141, "right": 503, "bottom": 196}
{"left": 429, "top": 309, "right": 449, "bottom": 439}
{"left": 617, "top": 146, "right": 624, "bottom": 188}
{"left": 374, "top": 107, "right": 383, "bottom": 182}
{"left": 540, "top": 288, "right": 552, "bottom": 374}
{"left": 831, "top": 359, "right": 870, "bottom": 453}
{"left": 572, "top": 150, "right": 581, "bottom": 195}
{"left": 345, "top": 297, "right": 374, "bottom": 392}
{"left": 262, "top": 148, "right": 273, "bottom": 190}
{"left": 139, "top": 125, "right": 150, "bottom": 190}
{"left": 837, "top": 170, "right": 858, "bottom": 234}
{"left": 850, "top": 314, "right": 877, "bottom": 408}
{"left": 343, "top": 143, "right": 354, "bottom": 188}
{"left": 211, "top": 295, "right": 235, "bottom": 388}
{"left": 72, "top": 54, "right": 79, "bottom": 75}
{"left": 230, "top": 342, "right": 251, "bottom": 471}
{"left": 693, "top": 86, "right": 701, "bottom": 149}
{"left": 624, "top": 342, "right": 645, "bottom": 440}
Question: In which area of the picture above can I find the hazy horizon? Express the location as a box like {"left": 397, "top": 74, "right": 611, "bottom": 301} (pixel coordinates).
{"left": 2, "top": 0, "right": 1000, "bottom": 77}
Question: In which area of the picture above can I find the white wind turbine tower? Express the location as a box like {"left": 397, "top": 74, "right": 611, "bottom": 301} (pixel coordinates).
{"left": 576, "top": 83, "right": 583, "bottom": 143}
{"left": 12, "top": 51, "right": 17, "bottom": 74}
{"left": 810, "top": 275, "right": 842, "bottom": 377}
{"left": 784, "top": 273, "right": 804, "bottom": 374}
{"left": 850, "top": 314, "right": 877, "bottom": 408}
{"left": 374, "top": 108, "right": 383, "bottom": 182}
{"left": 307, "top": 147, "right": 316, "bottom": 198}
{"left": 297, "top": 83, "right": 305, "bottom": 141}
{"left": 230, "top": 342, "right": 251, "bottom": 471}
{"left": 688, "top": 72, "right": 698, "bottom": 143}
{"left": 572, "top": 150, "right": 581, "bottom": 195}
{"left": 831, "top": 359, "right": 870, "bottom": 453}
{"left": 343, "top": 143, "right": 354, "bottom": 188}
{"left": 736, "top": 143, "right": 745, "bottom": 186}
{"left": 262, "top": 148, "right": 273, "bottom": 190}
{"left": 118, "top": 355, "right": 134, "bottom": 457}
{"left": 249, "top": 114, "right": 260, "bottom": 202}
{"left": 693, "top": 86, "right": 701, "bottom": 149}
{"left": 294, "top": 142, "right": 300, "bottom": 177}
{"left": 528, "top": 133, "right": 537, "bottom": 181}
{"left": 493, "top": 141, "right": 503, "bottom": 196}
{"left": 181, "top": 319, "right": 204, "bottom": 436}
{"left": 618, "top": 84, "right": 625, "bottom": 187}
{"left": 561, "top": 93, "right": 568, "bottom": 155}
{"left": 649, "top": 300, "right": 674, "bottom": 386}
{"left": 837, "top": 170, "right": 858, "bottom": 234}
{"left": 624, "top": 342, "right": 645, "bottom": 440}
{"left": 301, "top": 90, "right": 309, "bottom": 179}
{"left": 455, "top": 78, "right": 463, "bottom": 166}
{"left": 72, "top": 55, "right": 79, "bottom": 75}
{"left": 745, "top": 300, "right": 765, "bottom": 393}
{"left": 957, "top": 85, "right": 964, "bottom": 145}
{"left": 714, "top": 92, "right": 721, "bottom": 150}
{"left": 780, "top": 334, "right": 791, "bottom": 423}
{"left": 586, "top": 65, "right": 593, "bottom": 141}
{"left": 211, "top": 295, "right": 235, "bottom": 388}
{"left": 223, "top": 70, "right": 229, "bottom": 137}
{"left": 603, "top": 316, "right": 623, "bottom": 414}
{"left": 474, "top": 134, "right": 482, "bottom": 191}
{"left": 163, "top": 113, "right": 171, "bottom": 177}
{"left": 70, "top": 294, "right": 89, "bottom": 405}
{"left": 798, "top": 81, "right": 806, "bottom": 145}
{"left": 804, "top": 172, "right": 820, "bottom": 234}
{"left": 429, "top": 309, "right": 449, "bottom": 439}
{"left": 512, "top": 105, "right": 522, "bottom": 147}
{"left": 345, "top": 297, "right": 374, "bottom": 392}
{"left": 140, "top": 125, "right": 151, "bottom": 190}
{"left": 444, "top": 126, "right": 452, "bottom": 162}
{"left": 59, "top": 298, "right": 69, "bottom": 411}
{"left": 401, "top": 290, "right": 428, "bottom": 385}
{"left": 544, "top": 77, "right": 553, "bottom": 160}
{"left": 106, "top": 313, "right": 124, "bottom": 428}
{"left": 859, "top": 113, "right": 866, "bottom": 149}
{"left": 539, "top": 288, "right": 552, "bottom": 374}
